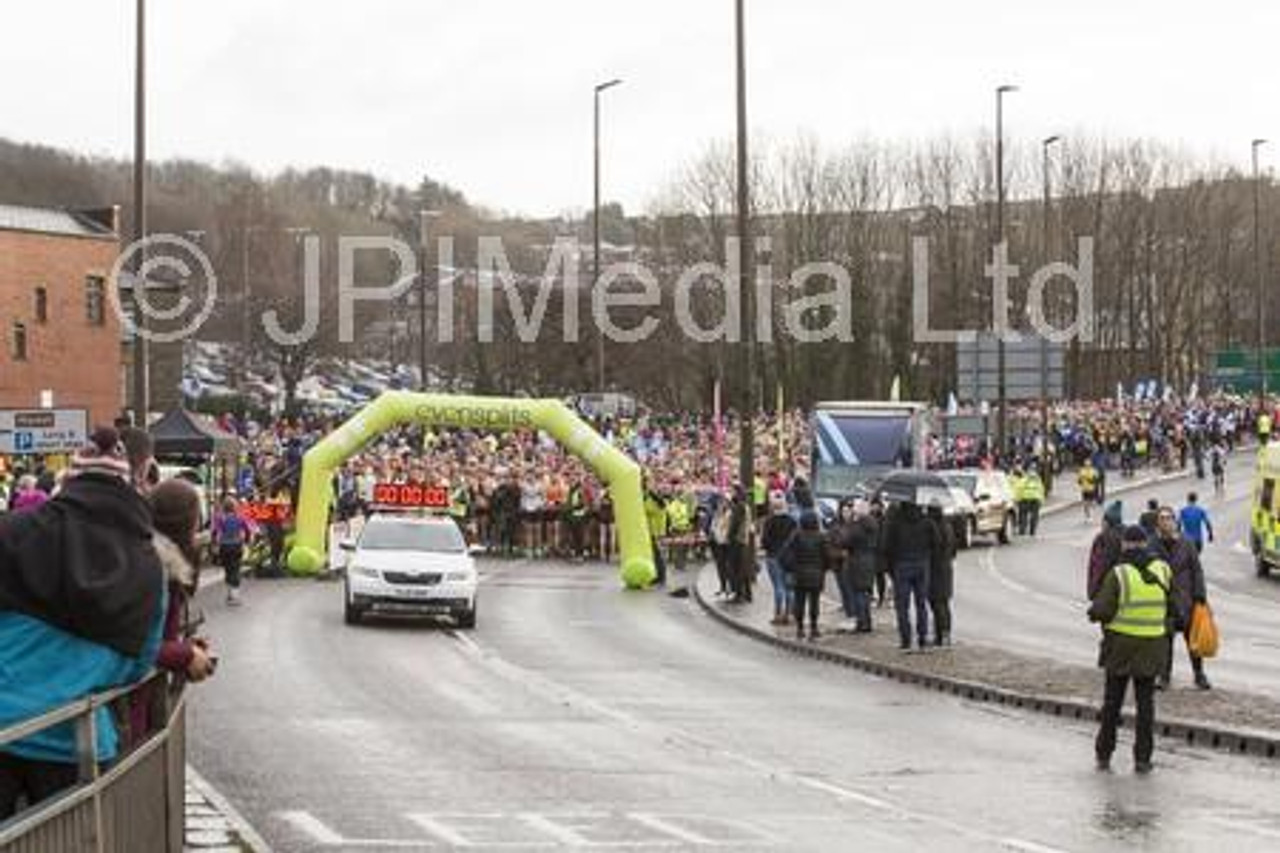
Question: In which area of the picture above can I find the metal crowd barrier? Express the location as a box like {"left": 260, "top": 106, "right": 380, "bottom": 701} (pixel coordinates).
{"left": 0, "top": 673, "right": 186, "bottom": 853}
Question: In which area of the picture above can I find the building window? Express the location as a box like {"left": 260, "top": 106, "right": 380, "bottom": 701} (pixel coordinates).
{"left": 34, "top": 286, "right": 48, "bottom": 324}
{"left": 12, "top": 322, "right": 27, "bottom": 361}
{"left": 86, "top": 275, "right": 105, "bottom": 325}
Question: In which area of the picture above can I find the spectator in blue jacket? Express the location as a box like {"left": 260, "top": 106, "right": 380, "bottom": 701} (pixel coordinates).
{"left": 0, "top": 427, "right": 166, "bottom": 820}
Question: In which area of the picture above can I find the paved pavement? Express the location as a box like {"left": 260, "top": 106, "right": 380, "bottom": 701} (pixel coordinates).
{"left": 185, "top": 766, "right": 268, "bottom": 852}
{"left": 186, "top": 555, "right": 1280, "bottom": 852}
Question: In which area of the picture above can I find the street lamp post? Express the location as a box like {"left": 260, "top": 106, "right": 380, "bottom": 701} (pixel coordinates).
{"left": 593, "top": 78, "right": 622, "bottom": 391}
{"left": 735, "top": 0, "right": 756, "bottom": 503}
{"left": 1254, "top": 138, "right": 1268, "bottom": 409}
{"left": 1040, "top": 135, "right": 1060, "bottom": 438}
{"left": 994, "top": 84, "right": 1018, "bottom": 460}
{"left": 130, "top": 0, "right": 148, "bottom": 424}
{"left": 418, "top": 210, "right": 442, "bottom": 392}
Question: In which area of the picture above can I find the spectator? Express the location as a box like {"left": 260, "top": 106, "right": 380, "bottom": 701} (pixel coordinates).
{"left": 1154, "top": 506, "right": 1211, "bottom": 690}
{"left": 9, "top": 475, "right": 47, "bottom": 514}
{"left": 927, "top": 503, "right": 957, "bottom": 646}
{"left": 1087, "top": 501, "right": 1126, "bottom": 600}
{"left": 0, "top": 427, "right": 166, "bottom": 819}
{"left": 781, "top": 511, "right": 829, "bottom": 641}
{"left": 835, "top": 498, "right": 878, "bottom": 634}
{"left": 882, "top": 501, "right": 939, "bottom": 651}
{"left": 760, "top": 492, "right": 797, "bottom": 626}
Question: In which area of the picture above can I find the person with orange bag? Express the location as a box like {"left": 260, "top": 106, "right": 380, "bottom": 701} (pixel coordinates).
{"left": 1154, "top": 506, "right": 1210, "bottom": 690}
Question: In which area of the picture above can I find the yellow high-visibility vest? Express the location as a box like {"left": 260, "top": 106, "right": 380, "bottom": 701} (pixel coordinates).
{"left": 1106, "top": 561, "right": 1172, "bottom": 639}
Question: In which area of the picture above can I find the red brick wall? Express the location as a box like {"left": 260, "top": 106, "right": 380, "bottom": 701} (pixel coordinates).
{"left": 0, "top": 230, "right": 123, "bottom": 427}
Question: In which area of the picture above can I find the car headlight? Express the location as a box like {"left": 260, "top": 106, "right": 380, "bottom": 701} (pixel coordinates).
{"left": 445, "top": 570, "right": 474, "bottom": 582}
{"left": 350, "top": 565, "right": 381, "bottom": 580}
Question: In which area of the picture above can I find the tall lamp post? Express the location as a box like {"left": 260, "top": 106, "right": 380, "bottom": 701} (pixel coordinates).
{"left": 1254, "top": 138, "right": 1268, "bottom": 408}
{"left": 418, "top": 209, "right": 442, "bottom": 392}
{"left": 593, "top": 78, "right": 622, "bottom": 391}
{"left": 994, "top": 83, "right": 1018, "bottom": 459}
{"left": 1040, "top": 134, "right": 1060, "bottom": 440}
{"left": 735, "top": 0, "right": 756, "bottom": 504}
{"left": 131, "top": 0, "right": 148, "bottom": 424}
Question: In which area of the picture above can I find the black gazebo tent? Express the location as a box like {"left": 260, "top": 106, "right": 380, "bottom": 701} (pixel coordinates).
{"left": 150, "top": 408, "right": 240, "bottom": 459}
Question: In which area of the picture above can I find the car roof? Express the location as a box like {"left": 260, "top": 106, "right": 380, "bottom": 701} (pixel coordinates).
{"left": 366, "top": 512, "right": 458, "bottom": 527}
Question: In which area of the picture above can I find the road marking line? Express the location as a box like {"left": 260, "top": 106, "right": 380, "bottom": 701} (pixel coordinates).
{"left": 449, "top": 631, "right": 1063, "bottom": 853}
{"left": 278, "top": 810, "right": 346, "bottom": 844}
{"left": 626, "top": 814, "right": 715, "bottom": 846}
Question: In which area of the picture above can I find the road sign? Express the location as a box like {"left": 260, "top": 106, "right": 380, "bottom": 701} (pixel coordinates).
{"left": 0, "top": 408, "right": 88, "bottom": 455}
{"left": 955, "top": 334, "right": 1065, "bottom": 403}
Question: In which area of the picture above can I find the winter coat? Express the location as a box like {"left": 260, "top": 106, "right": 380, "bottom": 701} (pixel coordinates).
{"left": 781, "top": 529, "right": 830, "bottom": 591}
{"left": 882, "top": 504, "right": 939, "bottom": 576}
{"left": 1086, "top": 524, "right": 1124, "bottom": 600}
{"left": 1087, "top": 550, "right": 1172, "bottom": 679}
{"left": 929, "top": 517, "right": 957, "bottom": 600}
{"left": 836, "top": 517, "right": 879, "bottom": 592}
{"left": 760, "top": 513, "right": 798, "bottom": 558}
{"left": 1155, "top": 534, "right": 1206, "bottom": 630}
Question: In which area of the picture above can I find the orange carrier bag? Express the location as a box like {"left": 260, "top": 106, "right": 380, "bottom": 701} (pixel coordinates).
{"left": 1188, "top": 601, "right": 1219, "bottom": 659}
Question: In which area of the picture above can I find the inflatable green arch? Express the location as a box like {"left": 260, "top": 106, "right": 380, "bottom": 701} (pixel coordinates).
{"left": 285, "top": 392, "right": 656, "bottom": 589}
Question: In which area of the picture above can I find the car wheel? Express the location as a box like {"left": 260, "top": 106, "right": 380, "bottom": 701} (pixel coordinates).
{"left": 997, "top": 514, "right": 1011, "bottom": 545}
{"left": 455, "top": 603, "right": 477, "bottom": 630}
{"left": 1258, "top": 552, "right": 1272, "bottom": 579}
{"left": 343, "top": 582, "right": 362, "bottom": 625}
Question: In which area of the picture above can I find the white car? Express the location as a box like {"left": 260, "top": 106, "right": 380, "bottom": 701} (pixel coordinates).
{"left": 340, "top": 514, "right": 479, "bottom": 628}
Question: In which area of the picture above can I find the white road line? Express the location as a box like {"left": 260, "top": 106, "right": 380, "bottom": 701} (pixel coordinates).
{"left": 626, "top": 814, "right": 715, "bottom": 846}
{"left": 278, "top": 810, "right": 346, "bottom": 844}
{"left": 448, "top": 630, "right": 1066, "bottom": 853}
{"left": 187, "top": 764, "right": 275, "bottom": 853}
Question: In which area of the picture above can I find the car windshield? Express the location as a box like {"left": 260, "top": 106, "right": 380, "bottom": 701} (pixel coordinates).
{"left": 360, "top": 520, "right": 466, "bottom": 553}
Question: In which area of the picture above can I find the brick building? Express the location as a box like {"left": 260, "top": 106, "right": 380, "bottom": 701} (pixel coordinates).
{"left": 0, "top": 204, "right": 123, "bottom": 426}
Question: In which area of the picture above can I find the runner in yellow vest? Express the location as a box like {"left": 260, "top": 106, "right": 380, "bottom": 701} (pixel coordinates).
{"left": 1088, "top": 526, "right": 1172, "bottom": 774}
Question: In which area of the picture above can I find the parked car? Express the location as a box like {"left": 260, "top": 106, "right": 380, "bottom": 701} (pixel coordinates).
{"left": 938, "top": 469, "right": 1017, "bottom": 545}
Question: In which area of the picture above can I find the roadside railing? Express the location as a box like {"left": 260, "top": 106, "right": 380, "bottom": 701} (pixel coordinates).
{"left": 0, "top": 673, "right": 186, "bottom": 853}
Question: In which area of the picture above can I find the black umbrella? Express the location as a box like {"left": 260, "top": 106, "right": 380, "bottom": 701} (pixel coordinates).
{"left": 871, "top": 470, "right": 952, "bottom": 506}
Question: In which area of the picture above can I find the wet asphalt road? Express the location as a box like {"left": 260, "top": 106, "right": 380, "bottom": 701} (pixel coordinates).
{"left": 961, "top": 454, "right": 1280, "bottom": 697}
{"left": 189, "top": 550, "right": 1280, "bottom": 852}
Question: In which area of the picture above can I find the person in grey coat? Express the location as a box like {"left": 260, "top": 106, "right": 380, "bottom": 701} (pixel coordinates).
{"left": 1154, "top": 506, "right": 1210, "bottom": 690}
{"left": 834, "top": 499, "right": 879, "bottom": 633}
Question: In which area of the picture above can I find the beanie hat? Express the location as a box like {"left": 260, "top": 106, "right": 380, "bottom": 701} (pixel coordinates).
{"left": 69, "top": 426, "right": 131, "bottom": 482}
{"left": 1103, "top": 501, "right": 1123, "bottom": 527}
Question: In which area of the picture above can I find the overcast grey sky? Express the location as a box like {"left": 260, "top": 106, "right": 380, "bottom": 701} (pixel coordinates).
{"left": 1, "top": 1, "right": 1276, "bottom": 217}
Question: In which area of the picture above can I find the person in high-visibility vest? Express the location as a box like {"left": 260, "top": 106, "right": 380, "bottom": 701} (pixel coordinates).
{"left": 644, "top": 486, "right": 669, "bottom": 587}
{"left": 665, "top": 491, "right": 693, "bottom": 574}
{"left": 1009, "top": 467, "right": 1028, "bottom": 534}
{"left": 1018, "top": 469, "right": 1046, "bottom": 537}
{"left": 1088, "top": 525, "right": 1173, "bottom": 774}
{"left": 1259, "top": 411, "right": 1273, "bottom": 445}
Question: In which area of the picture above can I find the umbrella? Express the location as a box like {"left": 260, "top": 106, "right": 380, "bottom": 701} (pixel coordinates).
{"left": 869, "top": 470, "right": 953, "bottom": 507}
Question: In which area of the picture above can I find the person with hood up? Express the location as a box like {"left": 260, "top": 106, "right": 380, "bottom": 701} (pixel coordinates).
{"left": 882, "top": 500, "right": 940, "bottom": 651}
{"left": 780, "top": 511, "right": 831, "bottom": 641}
{"left": 1087, "top": 500, "right": 1126, "bottom": 600}
{"left": 0, "top": 427, "right": 166, "bottom": 819}
{"left": 1089, "top": 525, "right": 1174, "bottom": 774}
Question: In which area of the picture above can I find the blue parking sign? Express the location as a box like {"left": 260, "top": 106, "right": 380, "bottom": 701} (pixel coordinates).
{"left": 14, "top": 432, "right": 33, "bottom": 452}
